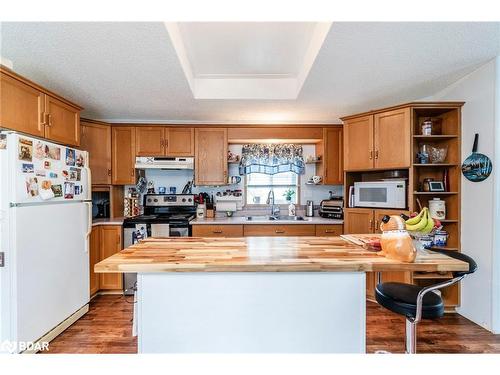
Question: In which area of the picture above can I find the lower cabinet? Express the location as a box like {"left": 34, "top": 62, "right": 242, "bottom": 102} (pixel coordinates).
{"left": 192, "top": 225, "right": 243, "bottom": 237}
{"left": 315, "top": 224, "right": 343, "bottom": 236}
{"left": 244, "top": 225, "right": 316, "bottom": 237}
{"left": 344, "top": 208, "right": 411, "bottom": 300}
{"left": 89, "top": 225, "right": 123, "bottom": 295}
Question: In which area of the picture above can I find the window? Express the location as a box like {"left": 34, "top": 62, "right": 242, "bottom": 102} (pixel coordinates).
{"left": 245, "top": 172, "right": 299, "bottom": 205}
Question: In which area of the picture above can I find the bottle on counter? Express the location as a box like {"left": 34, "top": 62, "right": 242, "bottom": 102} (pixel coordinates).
{"left": 288, "top": 202, "right": 296, "bottom": 217}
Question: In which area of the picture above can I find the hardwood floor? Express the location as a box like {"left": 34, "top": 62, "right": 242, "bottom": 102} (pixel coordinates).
{"left": 41, "top": 295, "right": 500, "bottom": 354}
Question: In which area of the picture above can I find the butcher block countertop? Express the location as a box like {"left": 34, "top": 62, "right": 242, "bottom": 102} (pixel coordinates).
{"left": 94, "top": 237, "right": 468, "bottom": 273}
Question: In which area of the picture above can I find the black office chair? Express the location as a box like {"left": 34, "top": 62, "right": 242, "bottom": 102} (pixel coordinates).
{"left": 375, "top": 249, "right": 477, "bottom": 354}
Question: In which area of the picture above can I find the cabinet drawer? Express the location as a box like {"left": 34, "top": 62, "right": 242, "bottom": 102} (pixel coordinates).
{"left": 315, "top": 224, "right": 343, "bottom": 236}
{"left": 244, "top": 225, "right": 315, "bottom": 236}
{"left": 192, "top": 225, "right": 243, "bottom": 237}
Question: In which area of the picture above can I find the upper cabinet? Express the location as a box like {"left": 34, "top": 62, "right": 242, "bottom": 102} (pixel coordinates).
{"left": 323, "top": 127, "right": 344, "bottom": 185}
{"left": 343, "top": 108, "right": 410, "bottom": 171}
{"left": 112, "top": 126, "right": 136, "bottom": 185}
{"left": 135, "top": 126, "right": 194, "bottom": 157}
{"left": 343, "top": 115, "right": 373, "bottom": 170}
{"left": 0, "top": 67, "right": 82, "bottom": 146}
{"left": 136, "top": 126, "right": 164, "bottom": 156}
{"left": 81, "top": 120, "right": 112, "bottom": 185}
{"left": 373, "top": 108, "right": 411, "bottom": 169}
{"left": 195, "top": 128, "right": 228, "bottom": 186}
{"left": 44, "top": 95, "right": 80, "bottom": 146}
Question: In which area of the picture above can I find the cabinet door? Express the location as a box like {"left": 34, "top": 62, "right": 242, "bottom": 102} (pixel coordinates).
{"left": 195, "top": 128, "right": 228, "bottom": 186}
{"left": 374, "top": 108, "right": 411, "bottom": 168}
{"left": 112, "top": 126, "right": 136, "bottom": 185}
{"left": 0, "top": 71, "right": 45, "bottom": 137}
{"left": 315, "top": 224, "right": 343, "bottom": 236}
{"left": 343, "top": 208, "right": 374, "bottom": 234}
{"left": 323, "top": 127, "right": 344, "bottom": 184}
{"left": 343, "top": 115, "right": 374, "bottom": 171}
{"left": 44, "top": 95, "right": 81, "bottom": 146}
{"left": 373, "top": 209, "right": 410, "bottom": 234}
{"left": 192, "top": 225, "right": 244, "bottom": 237}
{"left": 99, "top": 225, "right": 123, "bottom": 290}
{"left": 80, "top": 121, "right": 112, "bottom": 185}
{"left": 89, "top": 226, "right": 101, "bottom": 296}
{"left": 135, "top": 126, "right": 165, "bottom": 156}
{"left": 166, "top": 127, "right": 194, "bottom": 156}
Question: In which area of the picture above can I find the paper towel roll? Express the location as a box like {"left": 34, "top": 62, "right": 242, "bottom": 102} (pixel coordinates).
{"left": 216, "top": 201, "right": 237, "bottom": 212}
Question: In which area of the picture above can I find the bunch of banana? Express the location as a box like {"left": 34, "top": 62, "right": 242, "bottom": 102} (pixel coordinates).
{"left": 404, "top": 207, "right": 435, "bottom": 234}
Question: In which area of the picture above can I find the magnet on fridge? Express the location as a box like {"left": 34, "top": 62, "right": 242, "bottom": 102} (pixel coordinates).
{"left": 0, "top": 134, "right": 7, "bottom": 150}
{"left": 40, "top": 185, "right": 55, "bottom": 200}
{"left": 44, "top": 160, "right": 51, "bottom": 169}
{"left": 65, "top": 148, "right": 76, "bottom": 166}
{"left": 35, "top": 170, "right": 46, "bottom": 177}
{"left": 76, "top": 151, "right": 85, "bottom": 167}
{"left": 34, "top": 141, "right": 45, "bottom": 159}
{"left": 18, "top": 138, "right": 33, "bottom": 161}
{"left": 51, "top": 184, "right": 63, "bottom": 198}
{"left": 22, "top": 163, "right": 34, "bottom": 173}
{"left": 25, "top": 177, "right": 39, "bottom": 197}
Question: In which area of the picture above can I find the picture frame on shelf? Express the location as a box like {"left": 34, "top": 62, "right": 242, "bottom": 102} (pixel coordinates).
{"left": 428, "top": 181, "right": 445, "bottom": 192}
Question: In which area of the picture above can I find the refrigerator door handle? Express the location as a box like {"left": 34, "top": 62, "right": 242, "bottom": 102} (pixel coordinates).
{"left": 85, "top": 165, "right": 92, "bottom": 201}
{"left": 85, "top": 202, "right": 92, "bottom": 247}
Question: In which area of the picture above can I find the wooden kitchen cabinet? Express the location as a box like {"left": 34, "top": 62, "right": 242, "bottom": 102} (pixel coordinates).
{"left": 315, "top": 224, "right": 343, "bottom": 236}
{"left": 166, "top": 127, "right": 194, "bottom": 156}
{"left": 373, "top": 108, "right": 411, "bottom": 169}
{"left": 99, "top": 225, "right": 123, "bottom": 290}
{"left": 112, "top": 126, "right": 136, "bottom": 185}
{"left": 322, "top": 127, "right": 344, "bottom": 184}
{"left": 343, "top": 108, "right": 410, "bottom": 171}
{"left": 135, "top": 126, "right": 164, "bottom": 156}
{"left": 0, "top": 70, "right": 45, "bottom": 137}
{"left": 0, "top": 67, "right": 82, "bottom": 146}
{"left": 192, "top": 225, "right": 244, "bottom": 237}
{"left": 80, "top": 120, "right": 112, "bottom": 185}
{"left": 43, "top": 95, "right": 80, "bottom": 146}
{"left": 243, "top": 224, "right": 316, "bottom": 237}
{"left": 89, "top": 226, "right": 101, "bottom": 296}
{"left": 195, "top": 128, "right": 228, "bottom": 186}
{"left": 343, "top": 208, "right": 374, "bottom": 234}
{"left": 343, "top": 115, "right": 373, "bottom": 171}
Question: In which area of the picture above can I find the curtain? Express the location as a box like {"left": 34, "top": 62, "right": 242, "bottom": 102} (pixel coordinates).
{"left": 239, "top": 144, "right": 305, "bottom": 175}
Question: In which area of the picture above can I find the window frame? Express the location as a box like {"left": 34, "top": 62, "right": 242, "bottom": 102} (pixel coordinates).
{"left": 244, "top": 172, "right": 301, "bottom": 207}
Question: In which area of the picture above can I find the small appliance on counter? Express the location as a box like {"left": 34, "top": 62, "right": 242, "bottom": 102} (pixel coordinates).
{"left": 305, "top": 200, "right": 314, "bottom": 217}
{"left": 319, "top": 196, "right": 344, "bottom": 219}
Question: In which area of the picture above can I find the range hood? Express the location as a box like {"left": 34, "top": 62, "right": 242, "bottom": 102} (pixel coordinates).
{"left": 135, "top": 157, "right": 194, "bottom": 170}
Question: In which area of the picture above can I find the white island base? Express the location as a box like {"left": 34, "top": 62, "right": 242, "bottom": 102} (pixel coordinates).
{"left": 137, "top": 272, "right": 366, "bottom": 353}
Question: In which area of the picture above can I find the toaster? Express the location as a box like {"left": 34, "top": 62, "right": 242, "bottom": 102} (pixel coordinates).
{"left": 319, "top": 197, "right": 344, "bottom": 219}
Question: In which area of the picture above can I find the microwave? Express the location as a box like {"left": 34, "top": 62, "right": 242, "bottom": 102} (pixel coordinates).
{"left": 354, "top": 180, "right": 406, "bottom": 209}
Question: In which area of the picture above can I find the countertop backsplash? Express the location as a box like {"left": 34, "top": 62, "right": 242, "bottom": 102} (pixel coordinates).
{"left": 124, "top": 144, "right": 343, "bottom": 210}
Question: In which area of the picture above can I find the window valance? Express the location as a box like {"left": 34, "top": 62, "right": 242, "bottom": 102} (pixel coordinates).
{"left": 239, "top": 144, "right": 305, "bottom": 175}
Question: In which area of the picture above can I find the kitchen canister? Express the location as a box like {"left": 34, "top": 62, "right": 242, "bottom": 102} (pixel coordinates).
{"left": 429, "top": 198, "right": 446, "bottom": 220}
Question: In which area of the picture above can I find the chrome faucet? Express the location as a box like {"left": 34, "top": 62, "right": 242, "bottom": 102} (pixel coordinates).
{"left": 266, "top": 190, "right": 280, "bottom": 217}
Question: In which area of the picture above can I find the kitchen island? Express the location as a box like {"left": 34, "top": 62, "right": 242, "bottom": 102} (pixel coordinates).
{"left": 95, "top": 236, "right": 468, "bottom": 353}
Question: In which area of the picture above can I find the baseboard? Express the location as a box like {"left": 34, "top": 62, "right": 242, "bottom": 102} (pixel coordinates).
{"left": 23, "top": 304, "right": 89, "bottom": 354}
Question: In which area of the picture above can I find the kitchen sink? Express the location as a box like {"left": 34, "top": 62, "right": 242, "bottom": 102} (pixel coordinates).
{"left": 245, "top": 215, "right": 305, "bottom": 221}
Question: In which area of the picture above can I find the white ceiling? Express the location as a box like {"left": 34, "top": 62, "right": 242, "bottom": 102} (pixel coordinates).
{"left": 1, "top": 22, "right": 499, "bottom": 123}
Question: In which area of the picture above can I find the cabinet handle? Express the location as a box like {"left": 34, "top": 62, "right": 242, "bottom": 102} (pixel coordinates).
{"left": 40, "top": 112, "right": 47, "bottom": 125}
{"left": 131, "top": 168, "right": 135, "bottom": 177}
{"left": 275, "top": 230, "right": 285, "bottom": 234}
{"left": 369, "top": 219, "right": 373, "bottom": 232}
{"left": 116, "top": 234, "right": 121, "bottom": 245}
{"left": 375, "top": 150, "right": 379, "bottom": 159}
{"left": 375, "top": 220, "right": 379, "bottom": 231}
{"left": 212, "top": 230, "right": 223, "bottom": 234}
{"left": 325, "top": 230, "right": 336, "bottom": 234}
{"left": 160, "top": 139, "right": 164, "bottom": 147}
{"left": 47, "top": 114, "right": 52, "bottom": 127}
{"left": 108, "top": 169, "right": 112, "bottom": 176}
{"left": 369, "top": 150, "right": 373, "bottom": 160}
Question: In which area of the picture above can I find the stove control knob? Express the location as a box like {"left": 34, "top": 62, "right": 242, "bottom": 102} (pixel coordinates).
{"left": 154, "top": 199, "right": 158, "bottom": 202}
{"left": 188, "top": 198, "right": 192, "bottom": 202}
{"left": 147, "top": 198, "right": 152, "bottom": 203}
{"left": 182, "top": 198, "right": 186, "bottom": 202}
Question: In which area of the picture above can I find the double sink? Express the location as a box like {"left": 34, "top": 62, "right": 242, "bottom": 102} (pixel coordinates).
{"left": 245, "top": 215, "right": 305, "bottom": 221}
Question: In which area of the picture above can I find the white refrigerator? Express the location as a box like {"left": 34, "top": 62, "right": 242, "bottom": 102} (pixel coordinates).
{"left": 0, "top": 131, "right": 91, "bottom": 353}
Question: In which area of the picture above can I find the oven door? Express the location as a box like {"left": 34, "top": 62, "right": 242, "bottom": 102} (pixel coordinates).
{"left": 169, "top": 221, "right": 190, "bottom": 237}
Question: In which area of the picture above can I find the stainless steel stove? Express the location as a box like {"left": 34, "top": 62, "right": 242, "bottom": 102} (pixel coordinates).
{"left": 122, "top": 194, "right": 196, "bottom": 295}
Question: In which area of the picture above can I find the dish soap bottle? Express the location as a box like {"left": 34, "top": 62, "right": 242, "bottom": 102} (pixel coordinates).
{"left": 379, "top": 215, "right": 416, "bottom": 263}
{"left": 288, "top": 202, "right": 296, "bottom": 217}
